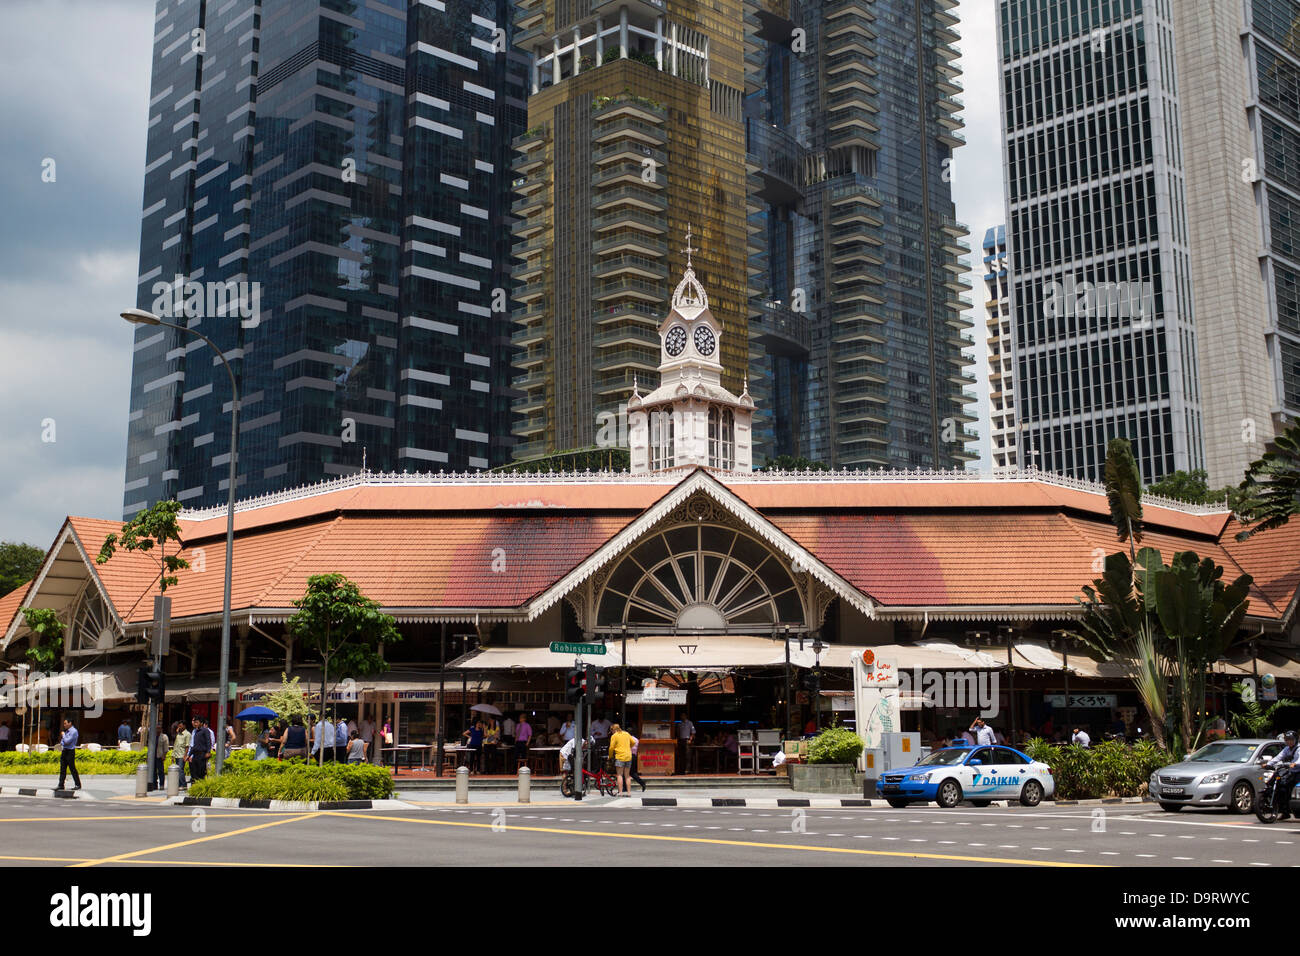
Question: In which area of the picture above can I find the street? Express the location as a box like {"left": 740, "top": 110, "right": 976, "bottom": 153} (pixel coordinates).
{"left": 0, "top": 796, "right": 1296, "bottom": 867}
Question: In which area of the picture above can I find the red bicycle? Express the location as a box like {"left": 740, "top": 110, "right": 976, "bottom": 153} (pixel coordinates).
{"left": 560, "top": 762, "right": 619, "bottom": 798}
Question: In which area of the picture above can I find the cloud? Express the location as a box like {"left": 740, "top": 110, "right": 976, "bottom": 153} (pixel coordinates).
{"left": 0, "top": 1, "right": 152, "bottom": 542}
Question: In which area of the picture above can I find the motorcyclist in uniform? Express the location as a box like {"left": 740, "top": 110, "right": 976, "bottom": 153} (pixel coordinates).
{"left": 1265, "top": 730, "right": 1300, "bottom": 820}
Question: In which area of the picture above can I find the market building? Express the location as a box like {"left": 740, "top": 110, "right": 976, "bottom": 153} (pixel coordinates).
{"left": 3, "top": 265, "right": 1299, "bottom": 773}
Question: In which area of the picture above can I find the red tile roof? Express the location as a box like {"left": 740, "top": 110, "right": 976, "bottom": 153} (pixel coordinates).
{"left": 2, "top": 472, "right": 1293, "bottom": 631}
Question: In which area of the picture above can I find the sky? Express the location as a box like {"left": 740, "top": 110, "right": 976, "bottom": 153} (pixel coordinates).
{"left": 0, "top": 0, "right": 1005, "bottom": 547}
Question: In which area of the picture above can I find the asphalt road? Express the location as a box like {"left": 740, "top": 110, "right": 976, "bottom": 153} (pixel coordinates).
{"left": 0, "top": 796, "right": 1296, "bottom": 867}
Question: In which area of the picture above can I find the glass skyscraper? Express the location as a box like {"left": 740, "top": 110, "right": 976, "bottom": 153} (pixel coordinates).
{"left": 124, "top": 0, "right": 525, "bottom": 516}
{"left": 743, "top": 0, "right": 977, "bottom": 469}
{"left": 998, "top": 0, "right": 1203, "bottom": 483}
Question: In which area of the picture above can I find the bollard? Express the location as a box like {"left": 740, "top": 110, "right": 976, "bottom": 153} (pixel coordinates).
{"left": 518, "top": 766, "right": 531, "bottom": 804}
{"left": 167, "top": 762, "right": 180, "bottom": 798}
{"left": 456, "top": 765, "right": 469, "bottom": 804}
{"left": 135, "top": 763, "right": 148, "bottom": 798}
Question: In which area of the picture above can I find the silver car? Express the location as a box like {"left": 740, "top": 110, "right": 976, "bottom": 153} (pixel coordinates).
{"left": 1149, "top": 738, "right": 1287, "bottom": 813}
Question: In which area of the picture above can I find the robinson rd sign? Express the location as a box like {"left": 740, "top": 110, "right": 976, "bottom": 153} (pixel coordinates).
{"left": 549, "top": 641, "right": 607, "bottom": 656}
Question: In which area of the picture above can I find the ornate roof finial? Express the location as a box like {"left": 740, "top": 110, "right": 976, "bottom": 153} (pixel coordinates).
{"left": 683, "top": 223, "right": 695, "bottom": 268}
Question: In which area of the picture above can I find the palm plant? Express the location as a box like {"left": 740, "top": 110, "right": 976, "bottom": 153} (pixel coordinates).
{"left": 1104, "top": 437, "right": 1144, "bottom": 561}
{"left": 1229, "top": 682, "right": 1298, "bottom": 738}
{"left": 1236, "top": 420, "right": 1300, "bottom": 540}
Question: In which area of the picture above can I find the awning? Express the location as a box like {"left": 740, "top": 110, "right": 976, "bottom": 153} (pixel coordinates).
{"left": 453, "top": 645, "right": 622, "bottom": 669}
{"left": 1013, "top": 640, "right": 1067, "bottom": 671}
{"left": 817, "top": 642, "right": 1004, "bottom": 670}
{"left": 164, "top": 677, "right": 222, "bottom": 702}
{"left": 9, "top": 665, "right": 135, "bottom": 705}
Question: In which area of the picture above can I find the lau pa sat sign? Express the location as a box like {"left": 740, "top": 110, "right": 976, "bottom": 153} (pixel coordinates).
{"left": 549, "top": 642, "right": 607, "bottom": 656}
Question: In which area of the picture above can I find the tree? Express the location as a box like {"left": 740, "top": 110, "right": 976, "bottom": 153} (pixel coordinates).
{"left": 1229, "top": 682, "right": 1297, "bottom": 739}
{"left": 96, "top": 499, "right": 189, "bottom": 592}
{"left": 1103, "top": 438, "right": 1143, "bottom": 562}
{"left": 760, "top": 455, "right": 830, "bottom": 472}
{"left": 262, "top": 673, "right": 317, "bottom": 730}
{"left": 1236, "top": 420, "right": 1300, "bottom": 540}
{"left": 0, "top": 542, "right": 44, "bottom": 597}
{"left": 1072, "top": 548, "right": 1251, "bottom": 753}
{"left": 20, "top": 607, "right": 64, "bottom": 671}
{"left": 1146, "top": 469, "right": 1240, "bottom": 509}
{"left": 287, "top": 574, "right": 400, "bottom": 765}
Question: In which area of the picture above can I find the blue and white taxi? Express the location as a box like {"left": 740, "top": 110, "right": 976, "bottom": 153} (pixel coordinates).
{"left": 877, "top": 744, "right": 1055, "bottom": 808}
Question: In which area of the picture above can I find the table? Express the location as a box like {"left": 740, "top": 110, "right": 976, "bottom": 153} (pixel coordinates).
{"left": 690, "top": 745, "right": 725, "bottom": 774}
{"left": 526, "top": 746, "right": 561, "bottom": 776}
{"left": 382, "top": 744, "right": 431, "bottom": 772}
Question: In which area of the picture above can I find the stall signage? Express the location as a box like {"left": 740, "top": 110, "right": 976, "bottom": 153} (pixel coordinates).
{"left": 628, "top": 688, "right": 687, "bottom": 704}
{"left": 1044, "top": 694, "right": 1116, "bottom": 709}
{"left": 549, "top": 642, "right": 607, "bottom": 655}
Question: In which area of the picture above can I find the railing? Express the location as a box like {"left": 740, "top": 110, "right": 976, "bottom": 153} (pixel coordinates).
{"left": 591, "top": 207, "right": 666, "bottom": 232}
{"left": 178, "top": 465, "right": 1234, "bottom": 519}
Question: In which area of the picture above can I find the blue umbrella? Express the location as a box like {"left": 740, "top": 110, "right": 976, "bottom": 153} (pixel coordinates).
{"left": 236, "top": 706, "right": 278, "bottom": 721}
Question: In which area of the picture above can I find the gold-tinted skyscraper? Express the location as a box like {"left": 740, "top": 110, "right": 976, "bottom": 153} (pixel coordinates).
{"left": 510, "top": 0, "right": 747, "bottom": 458}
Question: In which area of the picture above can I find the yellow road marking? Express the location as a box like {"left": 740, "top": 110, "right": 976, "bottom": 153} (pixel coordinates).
{"left": 327, "top": 812, "right": 1099, "bottom": 866}
{"left": 71, "top": 812, "right": 324, "bottom": 867}
{"left": 0, "top": 855, "right": 335, "bottom": 867}
{"left": 0, "top": 855, "right": 93, "bottom": 863}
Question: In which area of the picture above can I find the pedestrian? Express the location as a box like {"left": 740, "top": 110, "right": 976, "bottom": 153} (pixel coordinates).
{"left": 675, "top": 714, "right": 695, "bottom": 775}
{"left": 280, "top": 716, "right": 308, "bottom": 759}
{"left": 629, "top": 730, "right": 647, "bottom": 792}
{"left": 359, "top": 714, "right": 375, "bottom": 763}
{"left": 153, "top": 724, "right": 170, "bottom": 791}
{"left": 1071, "top": 727, "right": 1091, "bottom": 748}
{"left": 514, "top": 712, "right": 532, "bottom": 763}
{"left": 546, "top": 711, "right": 561, "bottom": 736}
{"left": 347, "top": 730, "right": 367, "bottom": 764}
{"left": 969, "top": 717, "right": 995, "bottom": 746}
{"left": 0, "top": 718, "right": 10, "bottom": 751}
{"left": 501, "top": 713, "right": 516, "bottom": 746}
{"left": 334, "top": 714, "right": 349, "bottom": 763}
{"left": 225, "top": 722, "right": 236, "bottom": 758}
{"left": 608, "top": 723, "right": 634, "bottom": 795}
{"left": 462, "top": 720, "right": 485, "bottom": 773}
{"left": 312, "top": 713, "right": 335, "bottom": 762}
{"left": 116, "top": 718, "right": 132, "bottom": 745}
{"left": 171, "top": 721, "right": 190, "bottom": 789}
{"left": 590, "top": 713, "right": 611, "bottom": 740}
{"left": 56, "top": 717, "right": 81, "bottom": 791}
{"left": 187, "top": 716, "right": 214, "bottom": 781}
{"left": 560, "top": 714, "right": 576, "bottom": 742}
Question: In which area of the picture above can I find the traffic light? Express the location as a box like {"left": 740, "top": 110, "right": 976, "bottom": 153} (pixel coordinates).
{"left": 565, "top": 668, "right": 586, "bottom": 704}
{"left": 593, "top": 672, "right": 608, "bottom": 701}
{"left": 137, "top": 666, "right": 165, "bottom": 704}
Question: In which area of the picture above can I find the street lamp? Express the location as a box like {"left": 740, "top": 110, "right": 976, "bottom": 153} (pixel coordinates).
{"left": 122, "top": 308, "right": 240, "bottom": 775}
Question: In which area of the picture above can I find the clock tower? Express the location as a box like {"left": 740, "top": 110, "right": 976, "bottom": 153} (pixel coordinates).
{"left": 629, "top": 229, "right": 754, "bottom": 474}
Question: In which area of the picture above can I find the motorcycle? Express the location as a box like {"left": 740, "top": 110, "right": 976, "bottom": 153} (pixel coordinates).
{"left": 1255, "top": 766, "right": 1295, "bottom": 823}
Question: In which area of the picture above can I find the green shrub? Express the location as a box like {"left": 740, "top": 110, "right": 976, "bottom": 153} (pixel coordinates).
{"left": 807, "top": 726, "right": 865, "bottom": 765}
{"left": 0, "top": 749, "right": 143, "bottom": 776}
{"left": 1022, "top": 736, "right": 1175, "bottom": 799}
{"left": 189, "top": 759, "right": 394, "bottom": 801}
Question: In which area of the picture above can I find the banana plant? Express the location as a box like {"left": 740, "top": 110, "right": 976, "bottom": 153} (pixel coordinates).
{"left": 1236, "top": 421, "right": 1300, "bottom": 540}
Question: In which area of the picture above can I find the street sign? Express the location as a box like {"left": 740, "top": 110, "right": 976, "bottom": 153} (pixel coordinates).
{"left": 152, "top": 595, "right": 171, "bottom": 657}
{"left": 549, "top": 641, "right": 607, "bottom": 656}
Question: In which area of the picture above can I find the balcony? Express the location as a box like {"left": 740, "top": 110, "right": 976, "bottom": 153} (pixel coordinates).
{"left": 828, "top": 123, "right": 878, "bottom": 151}
{"left": 593, "top": 347, "right": 659, "bottom": 372}
{"left": 513, "top": 125, "right": 550, "bottom": 152}
{"left": 825, "top": 49, "right": 876, "bottom": 78}
{"left": 592, "top": 117, "right": 666, "bottom": 146}
{"left": 594, "top": 324, "right": 660, "bottom": 349}
{"left": 511, "top": 191, "right": 550, "bottom": 216}
{"left": 511, "top": 324, "right": 546, "bottom": 347}
{"left": 831, "top": 242, "right": 884, "bottom": 266}
{"left": 511, "top": 438, "right": 547, "bottom": 460}
{"left": 515, "top": 258, "right": 547, "bottom": 283}
{"left": 750, "top": 300, "right": 811, "bottom": 357}
{"left": 832, "top": 319, "right": 885, "bottom": 344}
{"left": 593, "top": 140, "right": 666, "bottom": 168}
{"left": 592, "top": 253, "right": 669, "bottom": 281}
{"left": 835, "top": 281, "right": 885, "bottom": 305}
{"left": 592, "top": 231, "right": 668, "bottom": 257}
{"left": 514, "top": 211, "right": 551, "bottom": 239}
{"left": 512, "top": 148, "right": 550, "bottom": 176}
{"left": 593, "top": 276, "right": 663, "bottom": 302}
{"left": 594, "top": 369, "right": 645, "bottom": 395}
{"left": 592, "top": 184, "right": 668, "bottom": 213}
{"left": 512, "top": 392, "right": 545, "bottom": 415}
{"left": 592, "top": 207, "right": 667, "bottom": 233}
{"left": 831, "top": 261, "right": 885, "bottom": 286}
{"left": 592, "top": 95, "right": 667, "bottom": 125}
{"left": 592, "top": 161, "right": 665, "bottom": 189}
{"left": 515, "top": 415, "right": 547, "bottom": 437}
{"left": 828, "top": 220, "right": 876, "bottom": 245}
{"left": 516, "top": 280, "right": 547, "bottom": 302}
{"left": 827, "top": 87, "right": 877, "bottom": 111}
{"left": 593, "top": 301, "right": 661, "bottom": 326}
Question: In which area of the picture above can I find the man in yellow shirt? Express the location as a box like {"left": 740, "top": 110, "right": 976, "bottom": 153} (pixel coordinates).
{"left": 607, "top": 724, "right": 634, "bottom": 796}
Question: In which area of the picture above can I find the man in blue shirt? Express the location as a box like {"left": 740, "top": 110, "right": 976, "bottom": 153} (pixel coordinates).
{"left": 187, "top": 715, "right": 213, "bottom": 781}
{"left": 57, "top": 718, "right": 81, "bottom": 791}
{"left": 117, "top": 720, "right": 132, "bottom": 745}
{"left": 1267, "top": 731, "right": 1300, "bottom": 820}
{"left": 312, "top": 716, "right": 335, "bottom": 762}
{"left": 334, "top": 715, "right": 348, "bottom": 763}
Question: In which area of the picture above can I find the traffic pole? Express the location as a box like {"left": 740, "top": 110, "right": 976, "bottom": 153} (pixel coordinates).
{"left": 573, "top": 656, "right": 585, "bottom": 799}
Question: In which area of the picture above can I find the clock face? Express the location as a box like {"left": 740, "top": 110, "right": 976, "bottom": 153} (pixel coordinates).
{"left": 665, "top": 325, "right": 687, "bottom": 356}
{"left": 693, "top": 325, "right": 716, "bottom": 356}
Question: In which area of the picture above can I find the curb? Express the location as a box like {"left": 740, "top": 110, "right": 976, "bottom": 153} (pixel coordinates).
{"left": 175, "top": 797, "right": 416, "bottom": 811}
{"left": 0, "top": 786, "right": 96, "bottom": 801}
{"left": 1048, "top": 797, "right": 1147, "bottom": 806}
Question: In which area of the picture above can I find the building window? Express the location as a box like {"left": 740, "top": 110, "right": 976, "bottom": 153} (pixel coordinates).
{"left": 707, "top": 407, "right": 735, "bottom": 470}
{"left": 650, "top": 409, "right": 674, "bottom": 470}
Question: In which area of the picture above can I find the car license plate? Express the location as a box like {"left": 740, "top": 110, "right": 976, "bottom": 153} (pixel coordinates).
{"left": 881, "top": 784, "right": 899, "bottom": 793}
{"left": 1161, "top": 787, "right": 1185, "bottom": 796}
